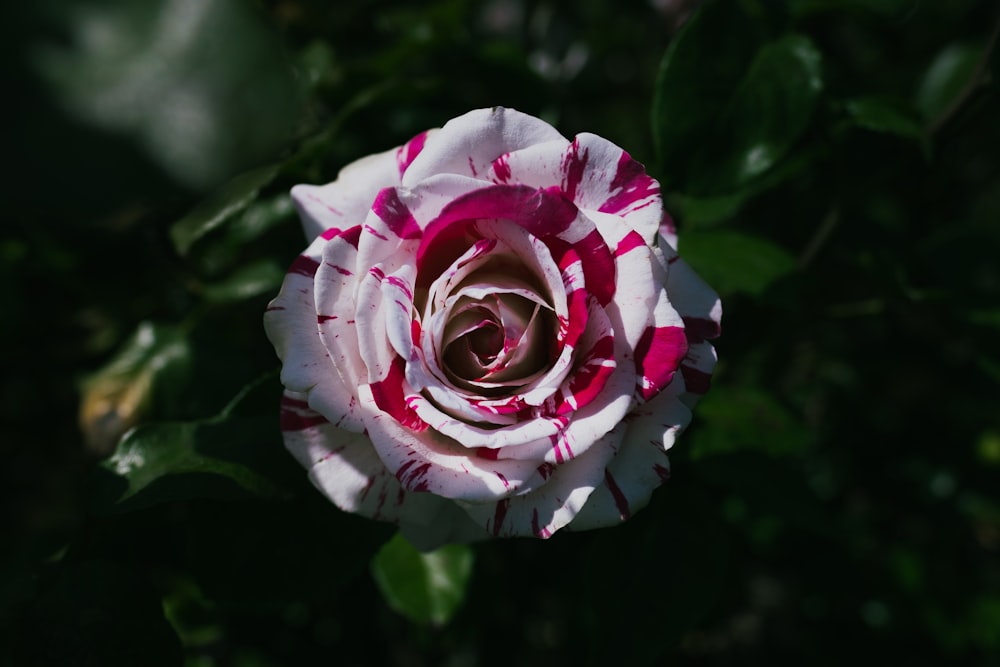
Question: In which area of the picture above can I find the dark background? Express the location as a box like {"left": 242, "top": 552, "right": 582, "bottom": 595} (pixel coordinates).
{"left": 4, "top": 0, "right": 1000, "bottom": 664}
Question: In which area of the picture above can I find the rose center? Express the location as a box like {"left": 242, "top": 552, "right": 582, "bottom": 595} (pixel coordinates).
{"left": 439, "top": 294, "right": 552, "bottom": 388}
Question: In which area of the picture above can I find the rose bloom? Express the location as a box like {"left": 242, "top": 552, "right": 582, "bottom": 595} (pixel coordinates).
{"left": 264, "top": 107, "right": 720, "bottom": 549}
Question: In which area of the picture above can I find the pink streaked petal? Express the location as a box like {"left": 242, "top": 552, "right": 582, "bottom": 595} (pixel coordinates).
{"left": 371, "top": 187, "right": 422, "bottom": 240}
{"left": 291, "top": 147, "right": 400, "bottom": 242}
{"left": 599, "top": 235, "right": 676, "bottom": 358}
{"left": 678, "top": 340, "right": 718, "bottom": 406}
{"left": 416, "top": 184, "right": 578, "bottom": 283}
{"left": 568, "top": 381, "right": 692, "bottom": 530}
{"left": 396, "top": 129, "right": 433, "bottom": 177}
{"left": 358, "top": 383, "right": 551, "bottom": 502}
{"left": 265, "top": 235, "right": 362, "bottom": 431}
{"left": 662, "top": 240, "right": 723, "bottom": 341}
{"left": 485, "top": 133, "right": 662, "bottom": 245}
{"left": 458, "top": 422, "right": 627, "bottom": 538}
{"left": 312, "top": 233, "right": 369, "bottom": 431}
{"left": 406, "top": 389, "right": 567, "bottom": 450}
{"left": 284, "top": 413, "right": 446, "bottom": 527}
{"left": 634, "top": 324, "right": 688, "bottom": 401}
{"left": 546, "top": 225, "right": 615, "bottom": 306}
{"left": 401, "top": 107, "right": 565, "bottom": 187}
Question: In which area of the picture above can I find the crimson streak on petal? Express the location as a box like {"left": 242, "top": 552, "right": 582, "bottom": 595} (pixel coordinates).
{"left": 369, "top": 357, "right": 428, "bottom": 431}
{"left": 634, "top": 325, "right": 688, "bottom": 401}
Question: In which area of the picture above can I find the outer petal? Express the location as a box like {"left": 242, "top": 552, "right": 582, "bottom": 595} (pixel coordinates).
{"left": 265, "top": 233, "right": 361, "bottom": 430}
{"left": 458, "top": 422, "right": 627, "bottom": 538}
{"left": 662, "top": 234, "right": 723, "bottom": 403}
{"left": 291, "top": 147, "right": 402, "bottom": 242}
{"left": 401, "top": 107, "right": 565, "bottom": 186}
{"left": 487, "top": 133, "right": 663, "bottom": 245}
{"left": 280, "top": 391, "right": 462, "bottom": 538}
{"left": 567, "top": 378, "right": 693, "bottom": 530}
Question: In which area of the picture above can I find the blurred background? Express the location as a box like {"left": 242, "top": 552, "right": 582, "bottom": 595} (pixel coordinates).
{"left": 3, "top": 0, "right": 1000, "bottom": 665}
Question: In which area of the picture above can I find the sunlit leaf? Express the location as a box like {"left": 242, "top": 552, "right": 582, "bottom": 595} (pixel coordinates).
{"left": 371, "top": 534, "right": 474, "bottom": 627}
{"left": 91, "top": 374, "right": 300, "bottom": 512}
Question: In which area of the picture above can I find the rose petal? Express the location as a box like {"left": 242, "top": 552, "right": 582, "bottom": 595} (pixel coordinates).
{"left": 458, "top": 421, "right": 627, "bottom": 538}
{"left": 401, "top": 107, "right": 565, "bottom": 187}
{"left": 486, "top": 133, "right": 662, "bottom": 245}
{"left": 265, "top": 233, "right": 365, "bottom": 431}
{"left": 568, "top": 378, "right": 693, "bottom": 530}
{"left": 291, "top": 147, "right": 401, "bottom": 242}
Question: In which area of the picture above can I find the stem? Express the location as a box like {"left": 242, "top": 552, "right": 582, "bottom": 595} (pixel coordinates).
{"left": 798, "top": 207, "right": 839, "bottom": 269}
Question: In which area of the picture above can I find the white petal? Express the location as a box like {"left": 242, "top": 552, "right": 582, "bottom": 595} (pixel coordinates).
{"left": 291, "top": 147, "right": 400, "bottom": 242}
{"left": 264, "top": 234, "right": 362, "bottom": 430}
{"left": 568, "top": 379, "right": 692, "bottom": 530}
{"left": 402, "top": 107, "right": 566, "bottom": 186}
{"left": 458, "top": 421, "right": 627, "bottom": 538}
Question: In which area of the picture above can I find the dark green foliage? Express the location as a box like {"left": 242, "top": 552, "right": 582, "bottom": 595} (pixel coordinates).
{"left": 4, "top": 0, "right": 1000, "bottom": 665}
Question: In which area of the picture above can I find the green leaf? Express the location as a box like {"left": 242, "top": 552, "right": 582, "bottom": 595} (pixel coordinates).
{"left": 844, "top": 96, "right": 929, "bottom": 157}
{"left": 170, "top": 164, "right": 281, "bottom": 256}
{"left": 916, "top": 42, "right": 983, "bottom": 122}
{"left": 653, "top": 1, "right": 822, "bottom": 195}
{"left": 676, "top": 230, "right": 796, "bottom": 296}
{"left": 666, "top": 191, "right": 750, "bottom": 229}
{"left": 371, "top": 533, "right": 474, "bottom": 627}
{"left": 688, "top": 386, "right": 811, "bottom": 459}
{"left": 652, "top": 0, "right": 771, "bottom": 188}
{"left": 91, "top": 374, "right": 300, "bottom": 512}
{"left": 701, "top": 34, "right": 823, "bottom": 191}
{"left": 200, "top": 259, "right": 287, "bottom": 303}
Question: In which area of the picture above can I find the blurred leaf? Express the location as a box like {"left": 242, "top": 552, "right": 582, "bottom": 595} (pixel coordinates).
{"left": 11, "top": 560, "right": 182, "bottom": 667}
{"left": 667, "top": 191, "right": 750, "bottom": 229}
{"left": 371, "top": 534, "right": 474, "bottom": 627}
{"left": 652, "top": 0, "right": 770, "bottom": 188}
{"left": 200, "top": 259, "right": 286, "bottom": 303}
{"left": 677, "top": 230, "right": 796, "bottom": 296}
{"left": 688, "top": 386, "right": 811, "bottom": 459}
{"left": 585, "top": 480, "right": 728, "bottom": 664}
{"left": 845, "top": 96, "right": 930, "bottom": 157}
{"left": 223, "top": 193, "right": 296, "bottom": 245}
{"left": 653, "top": 2, "right": 822, "bottom": 195}
{"left": 916, "top": 43, "right": 983, "bottom": 122}
{"left": 32, "top": 0, "right": 302, "bottom": 191}
{"left": 79, "top": 322, "right": 191, "bottom": 455}
{"left": 170, "top": 165, "right": 281, "bottom": 256}
{"left": 700, "top": 34, "right": 823, "bottom": 191}
{"left": 92, "top": 373, "right": 299, "bottom": 512}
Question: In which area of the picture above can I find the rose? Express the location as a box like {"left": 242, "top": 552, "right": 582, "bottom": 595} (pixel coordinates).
{"left": 264, "top": 107, "right": 720, "bottom": 549}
